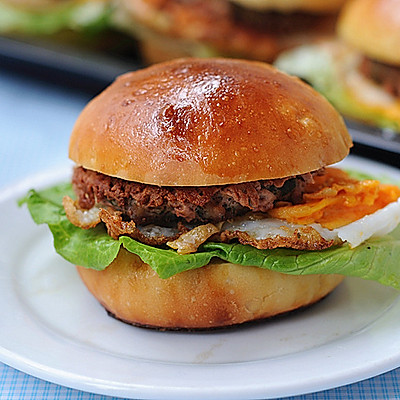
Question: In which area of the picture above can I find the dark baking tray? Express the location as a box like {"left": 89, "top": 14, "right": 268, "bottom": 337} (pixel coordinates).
{"left": 346, "top": 120, "right": 400, "bottom": 168}
{"left": 0, "top": 35, "right": 141, "bottom": 93}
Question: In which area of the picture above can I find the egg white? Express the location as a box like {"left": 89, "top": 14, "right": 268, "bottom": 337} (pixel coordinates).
{"left": 334, "top": 198, "right": 400, "bottom": 247}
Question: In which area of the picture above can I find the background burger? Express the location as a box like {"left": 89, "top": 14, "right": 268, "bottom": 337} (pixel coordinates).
{"left": 21, "top": 58, "right": 400, "bottom": 330}
{"left": 113, "top": 0, "right": 348, "bottom": 64}
{"left": 0, "top": 0, "right": 137, "bottom": 67}
{"left": 0, "top": 0, "right": 112, "bottom": 36}
{"left": 274, "top": 0, "right": 400, "bottom": 133}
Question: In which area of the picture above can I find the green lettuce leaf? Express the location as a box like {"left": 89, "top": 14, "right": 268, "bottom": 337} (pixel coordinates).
{"left": 19, "top": 182, "right": 400, "bottom": 288}
{"left": 274, "top": 43, "right": 400, "bottom": 133}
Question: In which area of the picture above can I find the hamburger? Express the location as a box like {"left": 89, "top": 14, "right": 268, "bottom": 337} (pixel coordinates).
{"left": 274, "top": 0, "right": 400, "bottom": 133}
{"left": 21, "top": 58, "right": 400, "bottom": 330}
{"left": 113, "top": 0, "right": 348, "bottom": 65}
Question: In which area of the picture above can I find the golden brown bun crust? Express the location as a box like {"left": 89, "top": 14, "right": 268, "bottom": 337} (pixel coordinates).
{"left": 77, "top": 249, "right": 344, "bottom": 330}
{"left": 230, "top": 0, "right": 347, "bottom": 12}
{"left": 69, "top": 58, "right": 351, "bottom": 186}
{"left": 338, "top": 0, "right": 400, "bottom": 65}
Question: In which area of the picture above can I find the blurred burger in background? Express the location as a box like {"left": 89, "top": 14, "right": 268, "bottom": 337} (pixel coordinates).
{"left": 113, "top": 0, "right": 348, "bottom": 64}
{"left": 0, "top": 0, "right": 141, "bottom": 70}
{"left": 0, "top": 0, "right": 112, "bottom": 36}
{"left": 274, "top": 0, "right": 400, "bottom": 133}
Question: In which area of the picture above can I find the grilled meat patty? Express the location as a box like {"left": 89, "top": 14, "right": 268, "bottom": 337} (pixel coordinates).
{"left": 72, "top": 167, "right": 319, "bottom": 226}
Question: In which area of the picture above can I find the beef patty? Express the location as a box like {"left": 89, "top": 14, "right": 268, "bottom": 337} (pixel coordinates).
{"left": 72, "top": 167, "right": 318, "bottom": 226}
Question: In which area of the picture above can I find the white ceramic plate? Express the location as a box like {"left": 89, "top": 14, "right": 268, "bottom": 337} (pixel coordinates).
{"left": 1, "top": 156, "right": 400, "bottom": 400}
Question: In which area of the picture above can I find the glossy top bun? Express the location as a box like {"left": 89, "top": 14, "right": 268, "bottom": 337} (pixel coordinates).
{"left": 230, "top": 0, "right": 347, "bottom": 12}
{"left": 69, "top": 58, "right": 352, "bottom": 186}
{"left": 338, "top": 0, "right": 400, "bottom": 65}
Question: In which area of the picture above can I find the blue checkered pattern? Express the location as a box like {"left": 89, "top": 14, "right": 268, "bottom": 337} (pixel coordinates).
{"left": 0, "top": 363, "right": 117, "bottom": 399}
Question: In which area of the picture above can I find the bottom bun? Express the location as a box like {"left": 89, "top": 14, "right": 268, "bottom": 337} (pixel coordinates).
{"left": 77, "top": 248, "right": 344, "bottom": 330}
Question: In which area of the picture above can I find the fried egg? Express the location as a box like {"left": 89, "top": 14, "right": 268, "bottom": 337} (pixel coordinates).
{"left": 223, "top": 198, "right": 400, "bottom": 249}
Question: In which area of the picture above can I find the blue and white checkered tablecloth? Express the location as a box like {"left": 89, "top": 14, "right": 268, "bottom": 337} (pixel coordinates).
{"left": 1, "top": 67, "right": 400, "bottom": 400}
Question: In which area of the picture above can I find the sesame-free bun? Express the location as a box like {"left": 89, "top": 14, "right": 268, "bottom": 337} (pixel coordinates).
{"left": 69, "top": 58, "right": 351, "bottom": 186}
{"left": 230, "top": 0, "right": 347, "bottom": 12}
{"left": 77, "top": 249, "right": 344, "bottom": 330}
{"left": 338, "top": 0, "right": 400, "bottom": 66}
